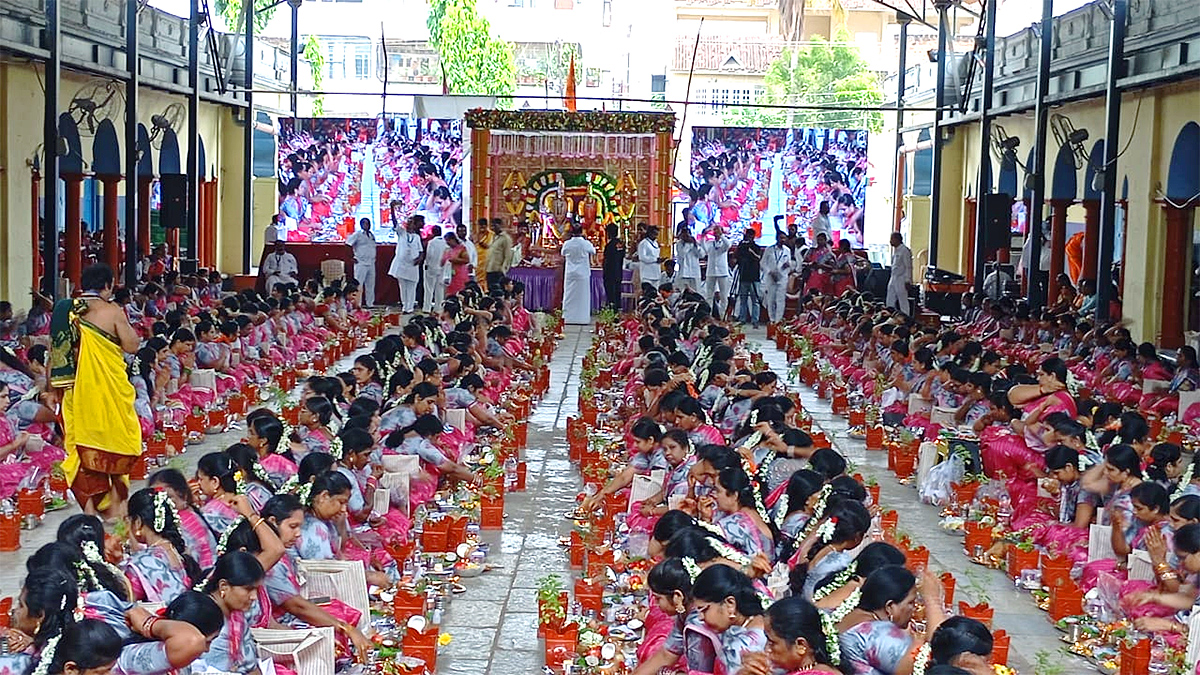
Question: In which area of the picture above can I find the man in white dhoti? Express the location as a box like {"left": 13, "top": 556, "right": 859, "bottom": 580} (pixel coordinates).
{"left": 423, "top": 226, "right": 449, "bottom": 312}
{"left": 887, "top": 231, "right": 913, "bottom": 315}
{"left": 345, "top": 218, "right": 377, "bottom": 306}
{"left": 761, "top": 237, "right": 794, "bottom": 323}
{"left": 701, "top": 224, "right": 732, "bottom": 316}
{"left": 389, "top": 216, "right": 423, "bottom": 312}
{"left": 560, "top": 226, "right": 597, "bottom": 324}
{"left": 261, "top": 240, "right": 299, "bottom": 293}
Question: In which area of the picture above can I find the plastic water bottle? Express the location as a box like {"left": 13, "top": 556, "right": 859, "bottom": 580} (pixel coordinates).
{"left": 503, "top": 456, "right": 518, "bottom": 490}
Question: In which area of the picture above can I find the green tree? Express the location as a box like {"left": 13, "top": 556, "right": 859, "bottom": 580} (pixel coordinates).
{"left": 213, "top": 0, "right": 279, "bottom": 33}
{"left": 303, "top": 34, "right": 326, "bottom": 117}
{"left": 726, "top": 31, "right": 883, "bottom": 132}
{"left": 426, "top": 0, "right": 517, "bottom": 106}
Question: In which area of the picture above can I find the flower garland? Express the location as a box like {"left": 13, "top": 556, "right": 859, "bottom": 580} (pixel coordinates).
{"left": 819, "top": 605, "right": 843, "bottom": 665}
{"left": 252, "top": 463, "right": 275, "bottom": 488}
{"left": 682, "top": 556, "right": 702, "bottom": 582}
{"left": 296, "top": 480, "right": 315, "bottom": 506}
{"left": 773, "top": 493, "right": 790, "bottom": 529}
{"left": 279, "top": 422, "right": 296, "bottom": 453}
{"left": 706, "top": 537, "right": 751, "bottom": 567}
{"left": 217, "top": 516, "right": 246, "bottom": 556}
{"left": 829, "top": 587, "right": 861, "bottom": 623}
{"left": 233, "top": 470, "right": 248, "bottom": 496}
{"left": 1173, "top": 461, "right": 1196, "bottom": 501}
{"left": 812, "top": 561, "right": 857, "bottom": 601}
{"left": 278, "top": 474, "right": 300, "bottom": 495}
{"left": 330, "top": 434, "right": 345, "bottom": 461}
{"left": 794, "top": 484, "right": 834, "bottom": 545}
{"left": 30, "top": 634, "right": 61, "bottom": 675}
{"left": 814, "top": 516, "right": 837, "bottom": 546}
{"left": 81, "top": 540, "right": 125, "bottom": 585}
{"left": 74, "top": 559, "right": 100, "bottom": 593}
{"left": 912, "top": 643, "right": 932, "bottom": 675}
{"left": 463, "top": 109, "right": 677, "bottom": 134}
{"left": 152, "top": 490, "right": 172, "bottom": 532}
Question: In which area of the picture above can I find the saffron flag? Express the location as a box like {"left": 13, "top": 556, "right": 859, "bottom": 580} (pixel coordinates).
{"left": 565, "top": 54, "right": 577, "bottom": 111}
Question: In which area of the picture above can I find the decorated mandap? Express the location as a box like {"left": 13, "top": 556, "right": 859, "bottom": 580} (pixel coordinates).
{"left": 465, "top": 109, "right": 676, "bottom": 256}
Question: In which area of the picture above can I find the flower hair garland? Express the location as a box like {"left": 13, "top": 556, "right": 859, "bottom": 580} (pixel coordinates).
{"left": 773, "top": 492, "right": 790, "bottom": 529}
{"left": 279, "top": 474, "right": 300, "bottom": 495}
{"left": 814, "top": 516, "right": 838, "bottom": 546}
{"left": 233, "top": 469, "right": 249, "bottom": 496}
{"left": 152, "top": 490, "right": 178, "bottom": 533}
{"left": 706, "top": 537, "right": 751, "bottom": 567}
{"left": 80, "top": 540, "right": 125, "bottom": 584}
{"left": 912, "top": 643, "right": 932, "bottom": 675}
{"left": 74, "top": 560, "right": 100, "bottom": 593}
{"left": 695, "top": 519, "right": 725, "bottom": 538}
{"left": 279, "top": 422, "right": 296, "bottom": 453}
{"left": 329, "top": 435, "right": 345, "bottom": 461}
{"left": 252, "top": 463, "right": 275, "bottom": 488}
{"left": 812, "top": 561, "right": 857, "bottom": 601}
{"left": 216, "top": 516, "right": 246, "bottom": 556}
{"left": 296, "top": 479, "right": 315, "bottom": 506}
{"left": 794, "top": 484, "right": 834, "bottom": 544}
{"left": 682, "top": 556, "right": 702, "bottom": 582}
{"left": 30, "top": 634, "right": 61, "bottom": 675}
{"left": 829, "top": 587, "right": 861, "bottom": 623}
{"left": 1174, "top": 461, "right": 1196, "bottom": 501}
{"left": 819, "top": 605, "right": 843, "bottom": 666}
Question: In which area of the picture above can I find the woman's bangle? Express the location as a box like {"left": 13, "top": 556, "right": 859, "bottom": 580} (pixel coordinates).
{"left": 251, "top": 517, "right": 266, "bottom": 531}
{"left": 141, "top": 615, "right": 160, "bottom": 638}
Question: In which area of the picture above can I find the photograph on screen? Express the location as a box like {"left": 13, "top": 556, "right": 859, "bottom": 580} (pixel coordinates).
{"left": 688, "top": 127, "right": 868, "bottom": 247}
{"left": 276, "top": 116, "right": 463, "bottom": 243}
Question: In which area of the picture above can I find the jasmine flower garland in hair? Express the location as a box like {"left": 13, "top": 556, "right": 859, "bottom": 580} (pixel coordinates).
{"left": 695, "top": 519, "right": 725, "bottom": 538}
{"left": 829, "top": 587, "right": 861, "bottom": 623}
{"left": 682, "top": 556, "right": 702, "bottom": 582}
{"left": 81, "top": 540, "right": 125, "bottom": 584}
{"left": 912, "top": 643, "right": 931, "bottom": 675}
{"left": 706, "top": 537, "right": 751, "bottom": 567}
{"left": 812, "top": 561, "right": 857, "bottom": 601}
{"left": 795, "top": 484, "right": 834, "bottom": 544}
{"left": 253, "top": 463, "right": 275, "bottom": 488}
{"left": 814, "top": 516, "right": 838, "bottom": 545}
{"left": 153, "top": 490, "right": 171, "bottom": 532}
{"left": 819, "top": 606, "right": 843, "bottom": 666}
{"left": 330, "top": 435, "right": 344, "bottom": 461}
{"left": 279, "top": 474, "right": 300, "bottom": 495}
{"left": 773, "top": 493, "right": 790, "bottom": 529}
{"left": 279, "top": 422, "right": 296, "bottom": 452}
{"left": 233, "top": 470, "right": 248, "bottom": 496}
{"left": 297, "top": 480, "right": 315, "bottom": 506}
{"left": 74, "top": 559, "right": 100, "bottom": 593}
{"left": 30, "top": 634, "right": 61, "bottom": 675}
{"left": 1174, "top": 461, "right": 1196, "bottom": 501}
{"left": 217, "top": 516, "right": 246, "bottom": 556}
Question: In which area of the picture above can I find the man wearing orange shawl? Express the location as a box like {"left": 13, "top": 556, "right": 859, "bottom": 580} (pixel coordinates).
{"left": 50, "top": 264, "right": 141, "bottom": 517}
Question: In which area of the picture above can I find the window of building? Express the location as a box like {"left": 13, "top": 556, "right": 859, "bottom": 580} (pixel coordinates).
{"left": 354, "top": 43, "right": 372, "bottom": 79}
{"left": 325, "top": 43, "right": 345, "bottom": 79}
{"left": 650, "top": 74, "right": 666, "bottom": 93}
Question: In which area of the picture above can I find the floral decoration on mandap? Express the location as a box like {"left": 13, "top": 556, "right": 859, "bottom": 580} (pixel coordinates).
{"left": 464, "top": 109, "right": 676, "bottom": 134}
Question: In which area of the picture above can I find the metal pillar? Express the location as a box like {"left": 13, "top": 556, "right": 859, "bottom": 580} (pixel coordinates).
{"left": 289, "top": 0, "right": 299, "bottom": 116}
{"left": 972, "top": 0, "right": 997, "bottom": 293}
{"left": 242, "top": 0, "right": 255, "bottom": 273}
{"left": 42, "top": 0, "right": 60, "bottom": 298}
{"left": 893, "top": 13, "right": 910, "bottom": 233}
{"left": 928, "top": 0, "right": 951, "bottom": 267}
{"left": 187, "top": 0, "right": 201, "bottom": 270}
{"left": 1096, "top": 0, "right": 1128, "bottom": 325}
{"left": 124, "top": 0, "right": 139, "bottom": 288}
{"left": 1025, "top": 0, "right": 1055, "bottom": 310}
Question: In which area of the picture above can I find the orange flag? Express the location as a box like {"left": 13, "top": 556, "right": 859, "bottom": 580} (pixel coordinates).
{"left": 565, "top": 54, "right": 577, "bottom": 111}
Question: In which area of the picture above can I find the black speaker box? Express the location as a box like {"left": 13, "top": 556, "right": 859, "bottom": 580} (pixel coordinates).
{"left": 160, "top": 174, "right": 188, "bottom": 229}
{"left": 982, "top": 193, "right": 1013, "bottom": 252}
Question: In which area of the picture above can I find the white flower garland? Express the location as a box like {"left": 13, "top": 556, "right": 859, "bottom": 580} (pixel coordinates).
{"left": 912, "top": 643, "right": 932, "bottom": 675}
{"left": 80, "top": 540, "right": 125, "bottom": 585}
{"left": 829, "top": 587, "right": 861, "bottom": 623}
{"left": 706, "top": 537, "right": 751, "bottom": 567}
{"left": 819, "top": 606, "right": 843, "bottom": 666}
{"left": 30, "top": 634, "right": 61, "bottom": 675}
{"left": 216, "top": 516, "right": 246, "bottom": 556}
{"left": 774, "top": 493, "right": 790, "bottom": 529}
{"left": 812, "top": 561, "right": 857, "bottom": 601}
{"left": 152, "top": 490, "right": 178, "bottom": 533}
{"left": 1174, "top": 461, "right": 1196, "bottom": 501}
{"left": 329, "top": 435, "right": 345, "bottom": 461}
{"left": 795, "top": 484, "right": 834, "bottom": 544}
{"left": 682, "top": 556, "right": 702, "bottom": 582}
{"left": 814, "top": 516, "right": 837, "bottom": 545}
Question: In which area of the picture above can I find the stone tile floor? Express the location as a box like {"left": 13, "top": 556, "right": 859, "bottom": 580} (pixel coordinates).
{"left": 0, "top": 323, "right": 1094, "bottom": 674}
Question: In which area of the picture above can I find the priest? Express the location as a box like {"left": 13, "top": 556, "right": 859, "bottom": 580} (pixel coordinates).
{"left": 560, "top": 225, "right": 597, "bottom": 324}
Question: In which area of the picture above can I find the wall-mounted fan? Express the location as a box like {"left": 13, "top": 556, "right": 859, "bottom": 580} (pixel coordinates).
{"left": 149, "top": 103, "right": 186, "bottom": 149}
{"left": 67, "top": 80, "right": 124, "bottom": 136}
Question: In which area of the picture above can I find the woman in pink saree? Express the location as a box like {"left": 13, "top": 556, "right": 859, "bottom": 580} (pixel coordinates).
{"left": 982, "top": 357, "right": 1075, "bottom": 483}
{"left": 443, "top": 233, "right": 471, "bottom": 297}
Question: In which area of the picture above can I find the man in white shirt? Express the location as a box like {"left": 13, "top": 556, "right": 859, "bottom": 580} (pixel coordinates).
{"left": 982, "top": 263, "right": 1014, "bottom": 300}
{"left": 388, "top": 216, "right": 423, "bottom": 312}
{"left": 637, "top": 226, "right": 663, "bottom": 289}
{"left": 260, "top": 240, "right": 299, "bottom": 294}
{"left": 886, "top": 231, "right": 913, "bottom": 315}
{"left": 810, "top": 201, "right": 832, "bottom": 242}
{"left": 423, "top": 226, "right": 449, "bottom": 312}
{"left": 345, "top": 218, "right": 377, "bottom": 306}
{"left": 673, "top": 226, "right": 703, "bottom": 293}
{"left": 761, "top": 237, "right": 795, "bottom": 322}
{"left": 701, "top": 224, "right": 732, "bottom": 316}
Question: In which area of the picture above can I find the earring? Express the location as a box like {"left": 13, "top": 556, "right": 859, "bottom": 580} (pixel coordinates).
{"left": 220, "top": 589, "right": 227, "bottom": 599}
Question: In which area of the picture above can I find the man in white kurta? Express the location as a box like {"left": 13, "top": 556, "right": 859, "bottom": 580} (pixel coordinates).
{"left": 423, "top": 227, "right": 449, "bottom": 312}
{"left": 345, "top": 218, "right": 377, "bottom": 306}
{"left": 389, "top": 217, "right": 423, "bottom": 312}
{"left": 887, "top": 231, "right": 913, "bottom": 315}
{"left": 761, "top": 238, "right": 794, "bottom": 322}
{"left": 701, "top": 225, "right": 732, "bottom": 316}
{"left": 561, "top": 228, "right": 597, "bottom": 324}
{"left": 261, "top": 241, "right": 299, "bottom": 293}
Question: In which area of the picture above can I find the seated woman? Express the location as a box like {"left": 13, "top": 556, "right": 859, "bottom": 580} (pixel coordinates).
{"left": 123, "top": 488, "right": 203, "bottom": 603}
{"left": 225, "top": 443, "right": 277, "bottom": 512}
{"left": 195, "top": 452, "right": 254, "bottom": 538}
{"left": 925, "top": 616, "right": 995, "bottom": 675}
{"left": 259, "top": 495, "right": 372, "bottom": 659}
{"left": 789, "top": 498, "right": 871, "bottom": 600}
{"left": 351, "top": 355, "right": 385, "bottom": 405}
{"left": 245, "top": 411, "right": 297, "bottom": 488}
{"left": 582, "top": 417, "right": 668, "bottom": 512}
{"left": 631, "top": 429, "right": 697, "bottom": 529}
{"left": 0, "top": 567, "right": 81, "bottom": 675}
{"left": 688, "top": 564, "right": 768, "bottom": 675}
{"left": 1122, "top": 523, "right": 1200, "bottom": 636}
{"left": 384, "top": 414, "right": 478, "bottom": 510}
{"left": 810, "top": 542, "right": 907, "bottom": 612}
{"left": 837, "top": 565, "right": 946, "bottom": 675}
{"left": 34, "top": 620, "right": 123, "bottom": 675}
{"left": 1145, "top": 346, "right": 1200, "bottom": 416}
{"left": 737, "top": 595, "right": 848, "bottom": 675}
{"left": 149, "top": 469, "right": 219, "bottom": 570}
{"left": 701, "top": 466, "right": 776, "bottom": 564}
{"left": 199, "top": 552, "right": 266, "bottom": 675}
{"left": 770, "top": 469, "right": 824, "bottom": 557}
{"left": 113, "top": 592, "right": 222, "bottom": 675}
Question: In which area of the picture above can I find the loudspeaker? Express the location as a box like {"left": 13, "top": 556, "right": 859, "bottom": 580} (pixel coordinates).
{"left": 160, "top": 175, "right": 188, "bottom": 228}
{"left": 982, "top": 193, "right": 1013, "bottom": 251}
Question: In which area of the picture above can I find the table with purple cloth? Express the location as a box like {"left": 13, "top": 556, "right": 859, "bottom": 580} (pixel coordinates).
{"left": 507, "top": 266, "right": 631, "bottom": 313}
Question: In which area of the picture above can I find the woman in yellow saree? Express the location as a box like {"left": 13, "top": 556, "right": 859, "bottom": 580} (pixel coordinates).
{"left": 50, "top": 264, "right": 141, "bottom": 516}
